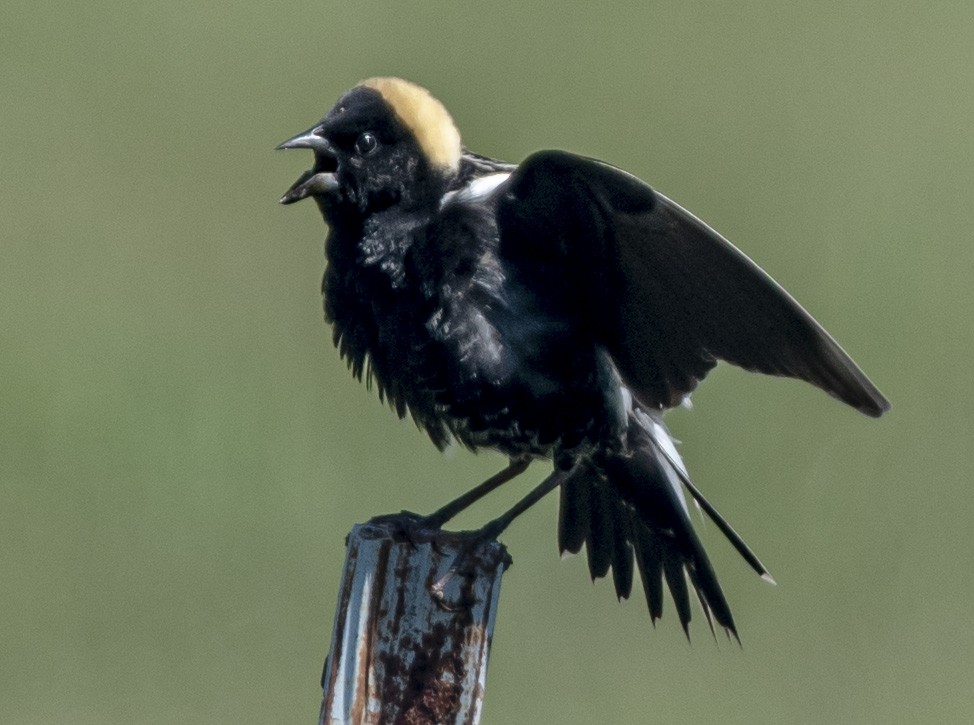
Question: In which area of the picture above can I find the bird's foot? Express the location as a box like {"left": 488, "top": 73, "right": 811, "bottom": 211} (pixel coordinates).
{"left": 367, "top": 509, "right": 479, "bottom": 558}
{"left": 365, "top": 511, "right": 508, "bottom": 606}
{"left": 366, "top": 510, "right": 438, "bottom": 547}
{"left": 430, "top": 519, "right": 511, "bottom": 599}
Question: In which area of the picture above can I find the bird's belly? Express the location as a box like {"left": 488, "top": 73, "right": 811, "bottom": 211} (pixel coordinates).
{"left": 328, "top": 265, "right": 624, "bottom": 460}
{"left": 427, "top": 307, "right": 626, "bottom": 461}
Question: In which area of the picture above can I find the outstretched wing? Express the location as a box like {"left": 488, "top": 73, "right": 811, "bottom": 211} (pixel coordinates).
{"left": 497, "top": 150, "right": 890, "bottom": 416}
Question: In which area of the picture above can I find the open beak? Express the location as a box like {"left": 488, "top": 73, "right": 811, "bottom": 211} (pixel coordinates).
{"left": 276, "top": 125, "right": 339, "bottom": 204}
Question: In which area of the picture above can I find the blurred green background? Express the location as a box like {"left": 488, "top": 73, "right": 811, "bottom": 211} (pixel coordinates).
{"left": 2, "top": 1, "right": 971, "bottom": 723}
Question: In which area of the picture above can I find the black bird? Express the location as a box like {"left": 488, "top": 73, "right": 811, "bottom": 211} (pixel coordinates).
{"left": 278, "top": 77, "right": 889, "bottom": 639}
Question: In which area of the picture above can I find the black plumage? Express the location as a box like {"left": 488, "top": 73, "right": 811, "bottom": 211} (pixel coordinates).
{"left": 278, "top": 77, "right": 889, "bottom": 639}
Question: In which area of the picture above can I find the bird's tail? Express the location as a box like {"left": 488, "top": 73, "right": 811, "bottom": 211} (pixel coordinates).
{"left": 558, "top": 408, "right": 771, "bottom": 640}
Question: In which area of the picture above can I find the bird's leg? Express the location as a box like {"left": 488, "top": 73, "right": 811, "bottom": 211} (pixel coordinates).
{"left": 474, "top": 468, "right": 568, "bottom": 542}
{"left": 432, "top": 468, "right": 568, "bottom": 594}
{"left": 368, "top": 458, "right": 531, "bottom": 550}
{"left": 421, "top": 457, "right": 531, "bottom": 529}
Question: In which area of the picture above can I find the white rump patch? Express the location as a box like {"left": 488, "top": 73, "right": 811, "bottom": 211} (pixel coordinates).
{"left": 633, "top": 406, "right": 691, "bottom": 519}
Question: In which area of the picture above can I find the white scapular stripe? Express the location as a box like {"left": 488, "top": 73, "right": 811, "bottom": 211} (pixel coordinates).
{"left": 441, "top": 172, "right": 512, "bottom": 208}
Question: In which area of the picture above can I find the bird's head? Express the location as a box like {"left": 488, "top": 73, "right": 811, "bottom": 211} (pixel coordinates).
{"left": 278, "top": 77, "right": 462, "bottom": 216}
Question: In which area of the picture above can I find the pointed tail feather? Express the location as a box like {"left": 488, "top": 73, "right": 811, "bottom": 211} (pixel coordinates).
{"left": 559, "top": 462, "right": 635, "bottom": 598}
{"left": 557, "top": 409, "right": 766, "bottom": 640}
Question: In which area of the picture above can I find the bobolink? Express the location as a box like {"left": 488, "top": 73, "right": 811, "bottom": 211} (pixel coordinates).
{"left": 278, "top": 77, "right": 889, "bottom": 639}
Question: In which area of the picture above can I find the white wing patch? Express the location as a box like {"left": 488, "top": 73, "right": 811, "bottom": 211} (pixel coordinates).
{"left": 440, "top": 172, "right": 512, "bottom": 209}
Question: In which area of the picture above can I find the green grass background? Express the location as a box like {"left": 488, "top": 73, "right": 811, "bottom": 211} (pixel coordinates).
{"left": 3, "top": 2, "right": 972, "bottom": 722}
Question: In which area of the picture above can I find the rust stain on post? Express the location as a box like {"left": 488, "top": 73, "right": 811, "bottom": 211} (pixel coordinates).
{"left": 319, "top": 517, "right": 509, "bottom": 725}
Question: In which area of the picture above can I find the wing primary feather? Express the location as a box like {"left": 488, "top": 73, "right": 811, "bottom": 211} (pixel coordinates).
{"left": 655, "top": 193, "right": 891, "bottom": 418}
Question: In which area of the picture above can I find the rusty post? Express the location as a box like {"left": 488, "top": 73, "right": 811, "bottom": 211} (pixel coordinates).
{"left": 319, "top": 517, "right": 510, "bottom": 725}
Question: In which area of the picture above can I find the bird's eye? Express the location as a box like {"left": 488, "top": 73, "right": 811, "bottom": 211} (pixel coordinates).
{"left": 355, "top": 132, "right": 378, "bottom": 156}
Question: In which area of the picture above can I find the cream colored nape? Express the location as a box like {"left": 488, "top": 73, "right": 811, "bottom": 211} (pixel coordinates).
{"left": 360, "top": 77, "right": 462, "bottom": 172}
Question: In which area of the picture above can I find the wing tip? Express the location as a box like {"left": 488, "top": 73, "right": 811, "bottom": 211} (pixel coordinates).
{"left": 859, "top": 393, "right": 892, "bottom": 418}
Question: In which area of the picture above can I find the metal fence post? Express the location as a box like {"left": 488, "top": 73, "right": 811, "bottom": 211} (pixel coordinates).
{"left": 319, "top": 518, "right": 509, "bottom": 724}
